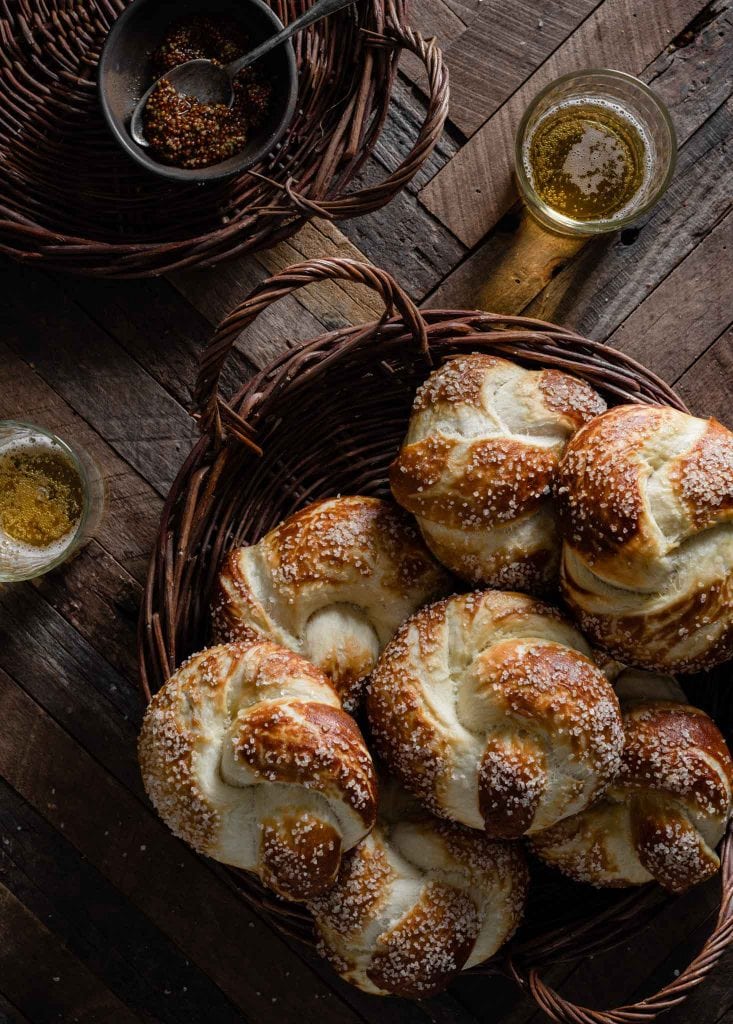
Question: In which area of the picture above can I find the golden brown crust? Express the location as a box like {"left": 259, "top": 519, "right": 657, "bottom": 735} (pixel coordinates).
{"left": 673, "top": 417, "right": 733, "bottom": 529}
{"left": 557, "top": 405, "right": 733, "bottom": 673}
{"left": 310, "top": 792, "right": 529, "bottom": 997}
{"left": 479, "top": 734, "right": 546, "bottom": 838}
{"left": 621, "top": 702, "right": 733, "bottom": 816}
{"left": 367, "top": 591, "right": 623, "bottom": 838}
{"left": 138, "top": 641, "right": 377, "bottom": 901}
{"left": 260, "top": 812, "right": 343, "bottom": 901}
{"left": 213, "top": 496, "right": 450, "bottom": 709}
{"left": 390, "top": 354, "right": 605, "bottom": 591}
{"left": 391, "top": 436, "right": 557, "bottom": 530}
{"left": 531, "top": 700, "right": 733, "bottom": 894}
{"left": 630, "top": 794, "right": 719, "bottom": 895}
{"left": 231, "top": 701, "right": 376, "bottom": 824}
{"left": 367, "top": 883, "right": 480, "bottom": 998}
{"left": 556, "top": 404, "right": 660, "bottom": 561}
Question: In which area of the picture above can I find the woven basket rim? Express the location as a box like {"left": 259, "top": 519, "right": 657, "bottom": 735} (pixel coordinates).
{"left": 138, "top": 257, "right": 733, "bottom": 1022}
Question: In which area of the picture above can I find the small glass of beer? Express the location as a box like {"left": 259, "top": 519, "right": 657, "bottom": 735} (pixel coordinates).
{"left": 0, "top": 421, "right": 105, "bottom": 582}
{"left": 515, "top": 69, "right": 676, "bottom": 235}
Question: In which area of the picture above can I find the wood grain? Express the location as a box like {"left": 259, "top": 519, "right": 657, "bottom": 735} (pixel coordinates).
{"left": 52, "top": 274, "right": 255, "bottom": 412}
{"left": 0, "top": 994, "right": 32, "bottom": 1024}
{"left": 0, "top": 884, "right": 144, "bottom": 1024}
{"left": 3, "top": 0, "right": 732, "bottom": 1018}
{"left": 399, "top": 0, "right": 481, "bottom": 87}
{"left": 676, "top": 327, "right": 733, "bottom": 422}
{"left": 172, "top": 221, "right": 377, "bottom": 369}
{"left": 3, "top": 266, "right": 197, "bottom": 496}
{"left": 339, "top": 78, "right": 466, "bottom": 293}
{"left": 0, "top": 587, "right": 143, "bottom": 794}
{"left": 605, "top": 209, "right": 732, "bottom": 381}
{"left": 420, "top": 0, "right": 708, "bottom": 247}
{"left": 0, "top": 780, "right": 246, "bottom": 1024}
{"left": 444, "top": 0, "right": 605, "bottom": 136}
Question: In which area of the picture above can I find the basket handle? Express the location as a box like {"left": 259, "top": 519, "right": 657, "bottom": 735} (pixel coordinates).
{"left": 284, "top": 18, "right": 449, "bottom": 220}
{"left": 194, "top": 256, "right": 429, "bottom": 449}
{"left": 511, "top": 828, "right": 733, "bottom": 1023}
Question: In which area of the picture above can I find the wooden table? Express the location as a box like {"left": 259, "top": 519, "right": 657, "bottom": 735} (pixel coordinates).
{"left": 1, "top": 0, "right": 731, "bottom": 1020}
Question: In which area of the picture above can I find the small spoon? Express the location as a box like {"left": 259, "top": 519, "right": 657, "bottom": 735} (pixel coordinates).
{"left": 130, "top": 0, "right": 355, "bottom": 147}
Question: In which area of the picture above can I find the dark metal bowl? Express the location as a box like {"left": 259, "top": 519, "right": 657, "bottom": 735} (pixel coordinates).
{"left": 98, "top": 0, "right": 298, "bottom": 183}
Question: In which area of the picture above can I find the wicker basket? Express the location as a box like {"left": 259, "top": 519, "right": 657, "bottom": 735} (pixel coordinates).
{"left": 0, "top": 0, "right": 447, "bottom": 277}
{"left": 139, "top": 258, "right": 733, "bottom": 1022}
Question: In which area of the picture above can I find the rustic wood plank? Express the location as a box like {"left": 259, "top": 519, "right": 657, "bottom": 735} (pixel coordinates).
{"left": 399, "top": 0, "right": 481, "bottom": 88}
{"left": 0, "top": 995, "right": 31, "bottom": 1024}
{"left": 623, "top": 905, "right": 733, "bottom": 1024}
{"left": 444, "top": 0, "right": 605, "bottom": 137}
{"left": 424, "top": 208, "right": 587, "bottom": 312}
{"left": 170, "top": 237, "right": 336, "bottom": 370}
{"left": 52, "top": 274, "right": 256, "bottom": 413}
{"left": 257, "top": 220, "right": 382, "bottom": 326}
{"left": 339, "top": 157, "right": 465, "bottom": 298}
{"left": 0, "top": 883, "right": 144, "bottom": 1024}
{"left": 0, "top": 587, "right": 142, "bottom": 794}
{"left": 0, "top": 670, "right": 370, "bottom": 1024}
{"left": 425, "top": 1, "right": 732, "bottom": 313}
{"left": 171, "top": 222, "right": 379, "bottom": 371}
{"left": 339, "top": 81, "right": 466, "bottom": 295}
{"left": 2, "top": 264, "right": 197, "bottom": 496}
{"left": 675, "top": 327, "right": 733, "bottom": 422}
{"left": 604, "top": 209, "right": 732, "bottom": 380}
{"left": 420, "top": 0, "right": 708, "bottom": 247}
{"left": 0, "top": 342, "right": 158, "bottom": 585}
{"left": 32, "top": 541, "right": 141, "bottom": 687}
{"left": 0, "top": 779, "right": 257, "bottom": 1024}
{"left": 369, "top": 77, "right": 463, "bottom": 195}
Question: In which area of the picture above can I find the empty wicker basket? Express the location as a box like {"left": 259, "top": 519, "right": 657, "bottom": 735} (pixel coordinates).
{"left": 0, "top": 0, "right": 447, "bottom": 276}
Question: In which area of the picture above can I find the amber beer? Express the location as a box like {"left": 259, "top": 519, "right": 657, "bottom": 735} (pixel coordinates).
{"left": 515, "top": 71, "right": 676, "bottom": 235}
{"left": 522, "top": 98, "right": 651, "bottom": 223}
{"left": 0, "top": 422, "right": 104, "bottom": 581}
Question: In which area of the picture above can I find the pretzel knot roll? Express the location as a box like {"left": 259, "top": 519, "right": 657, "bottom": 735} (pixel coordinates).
{"left": 390, "top": 354, "right": 606, "bottom": 591}
{"left": 557, "top": 404, "right": 733, "bottom": 672}
{"left": 138, "top": 641, "right": 378, "bottom": 901}
{"left": 531, "top": 700, "right": 733, "bottom": 894}
{"left": 213, "top": 496, "right": 450, "bottom": 710}
{"left": 367, "top": 590, "right": 624, "bottom": 838}
{"left": 309, "top": 788, "right": 528, "bottom": 997}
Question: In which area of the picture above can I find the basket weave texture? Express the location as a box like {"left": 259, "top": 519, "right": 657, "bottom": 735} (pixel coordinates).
{"left": 139, "top": 258, "right": 733, "bottom": 1023}
{"left": 0, "top": 0, "right": 447, "bottom": 276}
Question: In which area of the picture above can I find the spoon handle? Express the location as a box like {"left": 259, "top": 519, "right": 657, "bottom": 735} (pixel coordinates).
{"left": 227, "top": 0, "right": 356, "bottom": 75}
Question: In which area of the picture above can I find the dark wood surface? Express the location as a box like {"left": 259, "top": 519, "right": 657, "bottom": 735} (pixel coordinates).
{"left": 1, "top": 0, "right": 732, "bottom": 1020}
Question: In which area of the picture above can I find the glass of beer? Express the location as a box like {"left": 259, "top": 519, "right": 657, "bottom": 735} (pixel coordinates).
{"left": 515, "top": 69, "right": 676, "bottom": 235}
{"left": 0, "top": 421, "right": 105, "bottom": 582}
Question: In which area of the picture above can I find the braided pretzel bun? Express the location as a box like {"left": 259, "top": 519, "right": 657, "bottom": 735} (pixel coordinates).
{"left": 557, "top": 404, "right": 733, "bottom": 672}
{"left": 309, "top": 785, "right": 528, "bottom": 997}
{"left": 213, "top": 496, "right": 450, "bottom": 710}
{"left": 530, "top": 698, "right": 733, "bottom": 894}
{"left": 367, "top": 590, "right": 624, "bottom": 838}
{"left": 138, "top": 641, "right": 377, "bottom": 901}
{"left": 389, "top": 354, "right": 606, "bottom": 591}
